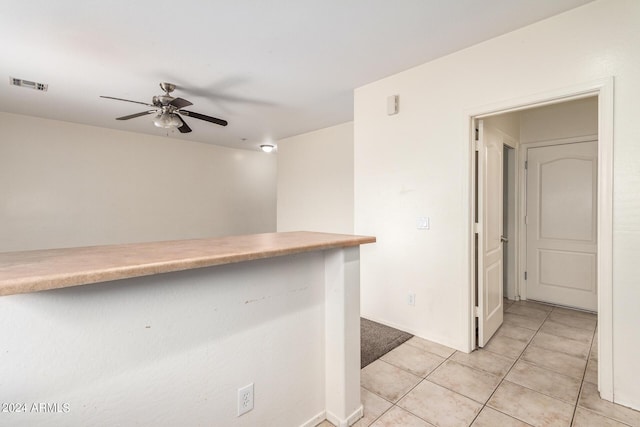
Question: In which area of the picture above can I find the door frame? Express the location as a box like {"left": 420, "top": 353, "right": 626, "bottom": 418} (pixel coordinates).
{"left": 518, "top": 135, "right": 598, "bottom": 303}
{"left": 503, "top": 141, "right": 518, "bottom": 302}
{"left": 464, "top": 77, "right": 614, "bottom": 401}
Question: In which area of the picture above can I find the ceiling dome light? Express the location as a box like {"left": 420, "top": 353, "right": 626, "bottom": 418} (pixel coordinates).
{"left": 153, "top": 113, "right": 182, "bottom": 129}
{"left": 260, "top": 144, "right": 275, "bottom": 153}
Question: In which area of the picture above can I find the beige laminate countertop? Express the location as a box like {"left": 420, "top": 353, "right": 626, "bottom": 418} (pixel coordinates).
{"left": 0, "top": 231, "right": 375, "bottom": 297}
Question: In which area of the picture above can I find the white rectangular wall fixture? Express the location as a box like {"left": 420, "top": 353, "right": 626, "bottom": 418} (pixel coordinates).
{"left": 387, "top": 95, "right": 399, "bottom": 115}
{"left": 416, "top": 217, "right": 430, "bottom": 230}
{"left": 237, "top": 383, "right": 254, "bottom": 416}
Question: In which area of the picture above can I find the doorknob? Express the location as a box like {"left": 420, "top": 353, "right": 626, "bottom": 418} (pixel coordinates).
{"left": 501, "top": 235, "right": 508, "bottom": 243}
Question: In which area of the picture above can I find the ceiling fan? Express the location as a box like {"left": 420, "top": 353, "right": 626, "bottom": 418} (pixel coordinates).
{"left": 100, "top": 82, "right": 228, "bottom": 133}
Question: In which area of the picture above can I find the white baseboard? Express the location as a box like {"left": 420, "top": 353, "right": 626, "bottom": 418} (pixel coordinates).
{"left": 326, "top": 404, "right": 364, "bottom": 427}
{"left": 362, "top": 315, "right": 464, "bottom": 352}
{"left": 300, "top": 410, "right": 326, "bottom": 427}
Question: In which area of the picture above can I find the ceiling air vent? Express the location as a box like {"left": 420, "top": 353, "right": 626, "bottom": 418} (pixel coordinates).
{"left": 10, "top": 77, "right": 48, "bottom": 92}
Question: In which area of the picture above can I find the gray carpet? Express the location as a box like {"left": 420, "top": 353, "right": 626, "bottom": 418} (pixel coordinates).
{"left": 361, "top": 318, "right": 413, "bottom": 368}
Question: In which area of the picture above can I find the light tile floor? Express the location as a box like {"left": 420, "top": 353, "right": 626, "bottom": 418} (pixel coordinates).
{"left": 318, "top": 299, "right": 640, "bottom": 427}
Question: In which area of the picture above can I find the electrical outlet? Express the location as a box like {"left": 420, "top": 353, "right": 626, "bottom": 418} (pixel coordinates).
{"left": 408, "top": 293, "right": 416, "bottom": 306}
{"left": 237, "top": 383, "right": 254, "bottom": 416}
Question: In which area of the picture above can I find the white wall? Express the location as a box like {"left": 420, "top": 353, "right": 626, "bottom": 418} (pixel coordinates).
{"left": 484, "top": 111, "right": 520, "bottom": 141}
{"left": 0, "top": 112, "right": 277, "bottom": 252}
{"left": 484, "top": 96, "right": 598, "bottom": 143}
{"left": 277, "top": 122, "right": 354, "bottom": 234}
{"left": 354, "top": 0, "right": 640, "bottom": 408}
{"left": 519, "top": 96, "right": 598, "bottom": 143}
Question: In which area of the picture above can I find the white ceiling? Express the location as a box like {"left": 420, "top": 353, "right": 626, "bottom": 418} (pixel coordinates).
{"left": 0, "top": 0, "right": 594, "bottom": 151}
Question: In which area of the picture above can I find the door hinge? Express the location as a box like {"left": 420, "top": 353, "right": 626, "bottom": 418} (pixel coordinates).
{"left": 474, "top": 306, "right": 479, "bottom": 317}
{"left": 474, "top": 222, "right": 481, "bottom": 233}
{"left": 524, "top": 271, "right": 528, "bottom": 280}
{"left": 524, "top": 160, "right": 528, "bottom": 170}
{"left": 524, "top": 215, "right": 528, "bottom": 225}
{"left": 475, "top": 128, "right": 479, "bottom": 141}
{"left": 474, "top": 139, "right": 480, "bottom": 151}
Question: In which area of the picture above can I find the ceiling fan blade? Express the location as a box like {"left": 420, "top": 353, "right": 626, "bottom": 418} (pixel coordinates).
{"left": 177, "top": 116, "right": 192, "bottom": 133}
{"left": 169, "top": 97, "right": 193, "bottom": 109}
{"left": 180, "top": 110, "right": 228, "bottom": 127}
{"left": 116, "top": 110, "right": 156, "bottom": 120}
{"left": 100, "top": 96, "right": 155, "bottom": 107}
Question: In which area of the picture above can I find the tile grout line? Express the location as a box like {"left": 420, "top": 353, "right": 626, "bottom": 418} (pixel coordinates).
{"left": 468, "top": 303, "right": 552, "bottom": 426}
{"left": 363, "top": 343, "right": 464, "bottom": 426}
{"left": 362, "top": 392, "right": 392, "bottom": 427}
{"left": 495, "top": 303, "right": 609, "bottom": 426}
{"left": 409, "top": 347, "right": 466, "bottom": 426}
{"left": 360, "top": 352, "right": 449, "bottom": 427}
{"left": 481, "top": 302, "right": 601, "bottom": 426}
{"left": 569, "top": 321, "right": 598, "bottom": 426}
{"left": 392, "top": 346, "right": 455, "bottom": 426}
{"left": 358, "top": 301, "right": 613, "bottom": 427}
{"left": 424, "top": 302, "right": 551, "bottom": 426}
{"left": 416, "top": 301, "right": 550, "bottom": 425}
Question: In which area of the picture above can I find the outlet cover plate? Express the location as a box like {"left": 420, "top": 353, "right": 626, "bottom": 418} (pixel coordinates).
{"left": 238, "top": 383, "right": 254, "bottom": 416}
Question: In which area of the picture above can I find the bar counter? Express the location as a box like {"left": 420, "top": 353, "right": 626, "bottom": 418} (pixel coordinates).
{"left": 0, "top": 231, "right": 375, "bottom": 427}
{"left": 0, "top": 231, "right": 375, "bottom": 296}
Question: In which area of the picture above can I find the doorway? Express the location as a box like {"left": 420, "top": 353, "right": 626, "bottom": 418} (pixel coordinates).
{"left": 477, "top": 99, "right": 598, "bottom": 337}
{"left": 467, "top": 78, "right": 614, "bottom": 401}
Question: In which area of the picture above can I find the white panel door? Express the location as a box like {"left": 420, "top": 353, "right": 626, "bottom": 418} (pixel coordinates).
{"left": 526, "top": 141, "right": 597, "bottom": 311}
{"left": 478, "top": 121, "right": 504, "bottom": 347}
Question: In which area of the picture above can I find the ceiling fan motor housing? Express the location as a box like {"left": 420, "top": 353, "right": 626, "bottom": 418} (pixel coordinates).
{"left": 154, "top": 94, "right": 176, "bottom": 106}
{"left": 159, "top": 82, "right": 176, "bottom": 94}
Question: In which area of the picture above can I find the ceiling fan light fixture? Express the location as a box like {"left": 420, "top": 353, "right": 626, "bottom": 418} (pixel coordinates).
{"left": 153, "top": 113, "right": 182, "bottom": 129}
